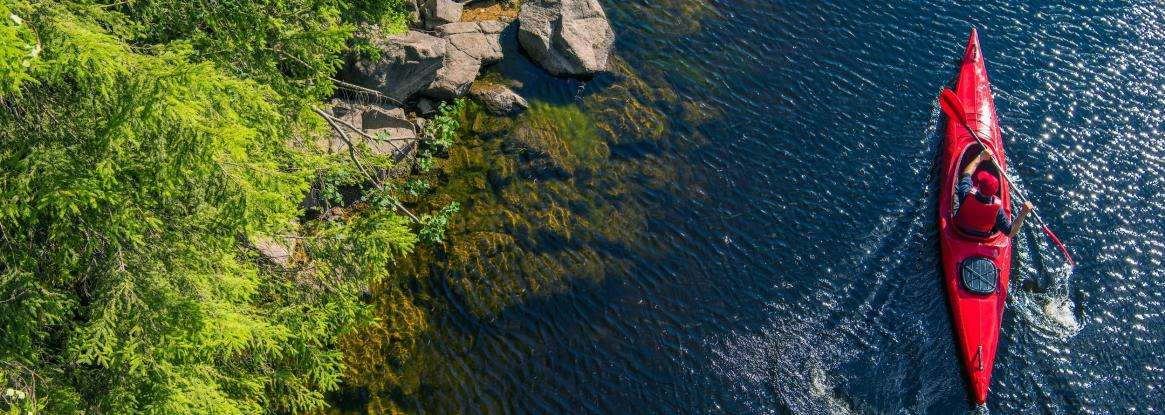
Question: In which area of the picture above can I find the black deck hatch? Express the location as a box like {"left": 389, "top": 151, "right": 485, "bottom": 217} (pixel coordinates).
{"left": 961, "top": 257, "right": 998, "bottom": 295}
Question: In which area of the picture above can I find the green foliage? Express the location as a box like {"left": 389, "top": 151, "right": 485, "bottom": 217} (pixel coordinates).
{"left": 2, "top": 378, "right": 38, "bottom": 415}
{"left": 304, "top": 211, "right": 417, "bottom": 285}
{"left": 414, "top": 153, "right": 436, "bottom": 173}
{"left": 116, "top": 0, "right": 407, "bottom": 107}
{"left": 319, "top": 160, "right": 363, "bottom": 207}
{"left": 403, "top": 178, "right": 430, "bottom": 198}
{"left": 0, "top": 0, "right": 437, "bottom": 414}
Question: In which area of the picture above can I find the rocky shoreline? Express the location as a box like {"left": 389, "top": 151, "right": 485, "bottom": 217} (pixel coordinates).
{"left": 256, "top": 0, "right": 615, "bottom": 270}
{"left": 331, "top": 0, "right": 615, "bottom": 159}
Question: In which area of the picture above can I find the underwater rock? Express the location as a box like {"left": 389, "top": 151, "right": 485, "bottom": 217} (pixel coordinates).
{"left": 348, "top": 28, "right": 448, "bottom": 102}
{"left": 518, "top": 0, "right": 614, "bottom": 77}
{"left": 469, "top": 81, "right": 528, "bottom": 115}
{"left": 422, "top": 0, "right": 464, "bottom": 28}
{"left": 425, "top": 21, "right": 509, "bottom": 99}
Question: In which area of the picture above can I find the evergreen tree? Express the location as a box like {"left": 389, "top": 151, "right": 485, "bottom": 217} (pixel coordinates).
{"left": 0, "top": 1, "right": 425, "bottom": 413}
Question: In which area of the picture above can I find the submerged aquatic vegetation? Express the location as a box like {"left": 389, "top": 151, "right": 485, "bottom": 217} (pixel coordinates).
{"left": 339, "top": 53, "right": 725, "bottom": 411}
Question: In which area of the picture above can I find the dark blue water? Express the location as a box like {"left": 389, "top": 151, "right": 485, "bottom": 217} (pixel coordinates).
{"left": 407, "top": 1, "right": 1165, "bottom": 413}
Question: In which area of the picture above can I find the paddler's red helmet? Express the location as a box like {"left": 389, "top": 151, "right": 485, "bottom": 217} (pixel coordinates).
{"left": 974, "top": 170, "right": 999, "bottom": 197}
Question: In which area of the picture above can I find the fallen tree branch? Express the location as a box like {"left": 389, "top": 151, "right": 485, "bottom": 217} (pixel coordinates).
{"left": 331, "top": 77, "right": 405, "bottom": 107}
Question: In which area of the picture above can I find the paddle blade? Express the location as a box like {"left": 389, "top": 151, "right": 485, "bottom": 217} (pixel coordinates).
{"left": 1042, "top": 225, "right": 1076, "bottom": 266}
{"left": 938, "top": 88, "right": 968, "bottom": 126}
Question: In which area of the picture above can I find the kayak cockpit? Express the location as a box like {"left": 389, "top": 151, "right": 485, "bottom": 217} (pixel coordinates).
{"left": 950, "top": 142, "right": 1005, "bottom": 240}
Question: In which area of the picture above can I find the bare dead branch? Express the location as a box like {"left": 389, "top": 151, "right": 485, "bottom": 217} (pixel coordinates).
{"left": 330, "top": 77, "right": 405, "bottom": 107}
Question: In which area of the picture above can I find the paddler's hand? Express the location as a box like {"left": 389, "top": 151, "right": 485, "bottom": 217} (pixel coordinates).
{"left": 1010, "top": 201, "right": 1036, "bottom": 238}
{"left": 977, "top": 149, "right": 993, "bottom": 162}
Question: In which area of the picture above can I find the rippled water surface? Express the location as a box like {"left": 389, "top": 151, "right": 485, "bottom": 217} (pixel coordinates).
{"left": 388, "top": 1, "right": 1165, "bottom": 413}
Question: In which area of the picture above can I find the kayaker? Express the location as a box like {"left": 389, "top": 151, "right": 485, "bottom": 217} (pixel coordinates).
{"left": 956, "top": 149, "right": 1033, "bottom": 237}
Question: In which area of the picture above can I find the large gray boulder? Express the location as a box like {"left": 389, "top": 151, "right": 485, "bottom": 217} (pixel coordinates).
{"left": 422, "top": 0, "right": 464, "bottom": 28}
{"left": 438, "top": 21, "right": 507, "bottom": 63}
{"left": 424, "top": 21, "right": 509, "bottom": 99}
{"left": 470, "top": 82, "right": 528, "bottom": 115}
{"left": 348, "top": 29, "right": 448, "bottom": 102}
{"left": 518, "top": 0, "right": 614, "bottom": 77}
{"left": 424, "top": 50, "right": 478, "bottom": 100}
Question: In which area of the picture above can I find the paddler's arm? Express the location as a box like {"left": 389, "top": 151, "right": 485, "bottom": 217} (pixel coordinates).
{"left": 1006, "top": 201, "right": 1034, "bottom": 238}
{"left": 957, "top": 176, "right": 973, "bottom": 201}
{"left": 957, "top": 149, "right": 991, "bottom": 201}
{"left": 962, "top": 149, "right": 992, "bottom": 177}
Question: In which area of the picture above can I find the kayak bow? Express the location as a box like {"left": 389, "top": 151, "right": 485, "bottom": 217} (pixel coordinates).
{"left": 938, "top": 28, "right": 1012, "bottom": 407}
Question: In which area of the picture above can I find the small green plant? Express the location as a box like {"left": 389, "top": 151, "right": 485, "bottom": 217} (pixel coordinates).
{"left": 403, "top": 178, "right": 430, "bottom": 197}
{"left": 414, "top": 98, "right": 464, "bottom": 174}
{"left": 424, "top": 98, "right": 465, "bottom": 151}
{"left": 419, "top": 201, "right": 460, "bottom": 245}
{"left": 319, "top": 163, "right": 361, "bottom": 207}
{"left": 1, "top": 385, "right": 32, "bottom": 415}
{"left": 361, "top": 186, "right": 402, "bottom": 210}
{"left": 415, "top": 150, "right": 436, "bottom": 172}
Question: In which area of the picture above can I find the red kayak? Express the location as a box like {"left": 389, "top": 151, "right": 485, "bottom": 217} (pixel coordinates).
{"left": 938, "top": 29, "right": 1012, "bottom": 407}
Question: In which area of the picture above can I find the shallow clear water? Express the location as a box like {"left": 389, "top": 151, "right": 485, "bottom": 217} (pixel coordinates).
{"left": 396, "top": 1, "right": 1165, "bottom": 413}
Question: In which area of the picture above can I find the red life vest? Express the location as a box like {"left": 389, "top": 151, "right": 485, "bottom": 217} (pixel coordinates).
{"left": 957, "top": 192, "right": 1001, "bottom": 236}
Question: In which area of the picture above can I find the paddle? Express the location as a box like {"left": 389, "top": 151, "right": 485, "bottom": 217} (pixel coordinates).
{"left": 939, "top": 88, "right": 1076, "bottom": 266}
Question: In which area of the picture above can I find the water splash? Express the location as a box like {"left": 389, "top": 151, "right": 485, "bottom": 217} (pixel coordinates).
{"left": 1013, "top": 264, "right": 1084, "bottom": 341}
{"left": 808, "top": 366, "right": 856, "bottom": 415}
